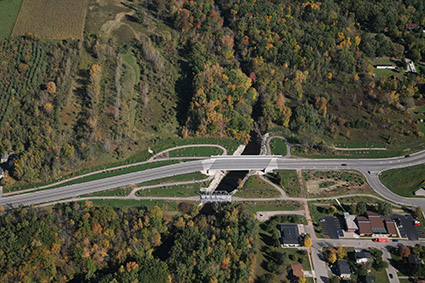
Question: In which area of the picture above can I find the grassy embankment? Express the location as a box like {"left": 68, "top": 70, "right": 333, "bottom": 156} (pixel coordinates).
{"left": 234, "top": 175, "right": 281, "bottom": 198}
{"left": 5, "top": 137, "right": 241, "bottom": 193}
{"left": 0, "top": 0, "right": 23, "bottom": 39}
{"left": 269, "top": 138, "right": 288, "bottom": 156}
{"left": 168, "top": 146, "right": 224, "bottom": 157}
{"left": 380, "top": 164, "right": 425, "bottom": 197}
{"left": 10, "top": 160, "right": 178, "bottom": 194}
{"left": 266, "top": 170, "right": 302, "bottom": 197}
{"left": 241, "top": 200, "right": 301, "bottom": 215}
{"left": 84, "top": 199, "right": 190, "bottom": 211}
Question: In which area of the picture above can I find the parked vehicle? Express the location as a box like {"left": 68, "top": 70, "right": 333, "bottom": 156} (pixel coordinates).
{"left": 373, "top": 238, "right": 389, "bottom": 242}
{"left": 392, "top": 239, "right": 399, "bottom": 242}
{"left": 413, "top": 220, "right": 420, "bottom": 226}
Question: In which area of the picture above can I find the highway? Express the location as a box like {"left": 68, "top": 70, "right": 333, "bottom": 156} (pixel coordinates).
{"left": 1, "top": 150, "right": 425, "bottom": 208}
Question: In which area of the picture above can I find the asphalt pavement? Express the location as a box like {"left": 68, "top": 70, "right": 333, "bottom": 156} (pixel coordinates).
{"left": 2, "top": 151, "right": 425, "bottom": 208}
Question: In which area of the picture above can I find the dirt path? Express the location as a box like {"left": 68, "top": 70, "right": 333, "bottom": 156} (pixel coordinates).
{"left": 258, "top": 175, "right": 288, "bottom": 198}
{"left": 100, "top": 7, "right": 141, "bottom": 41}
{"left": 101, "top": 10, "right": 135, "bottom": 35}
{"left": 266, "top": 135, "right": 291, "bottom": 157}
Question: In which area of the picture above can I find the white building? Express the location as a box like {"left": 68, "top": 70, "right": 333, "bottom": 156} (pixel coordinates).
{"left": 344, "top": 212, "right": 358, "bottom": 232}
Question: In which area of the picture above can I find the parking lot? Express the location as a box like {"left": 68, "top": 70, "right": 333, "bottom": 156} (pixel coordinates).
{"left": 392, "top": 214, "right": 425, "bottom": 240}
{"left": 320, "top": 216, "right": 343, "bottom": 239}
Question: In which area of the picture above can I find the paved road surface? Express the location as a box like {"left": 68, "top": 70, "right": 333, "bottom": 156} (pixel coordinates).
{"left": 2, "top": 151, "right": 425, "bottom": 208}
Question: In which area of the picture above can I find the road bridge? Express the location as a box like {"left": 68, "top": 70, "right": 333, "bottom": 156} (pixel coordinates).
{"left": 1, "top": 151, "right": 425, "bottom": 209}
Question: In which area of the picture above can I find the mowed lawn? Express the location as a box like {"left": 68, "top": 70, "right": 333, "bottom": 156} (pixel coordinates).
{"left": 12, "top": 0, "right": 88, "bottom": 39}
{"left": 0, "top": 0, "right": 23, "bottom": 39}
{"left": 380, "top": 164, "right": 425, "bottom": 197}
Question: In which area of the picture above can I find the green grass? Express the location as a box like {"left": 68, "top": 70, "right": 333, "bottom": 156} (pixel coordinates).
{"left": 122, "top": 50, "right": 140, "bottom": 85}
{"left": 373, "top": 57, "right": 403, "bottom": 78}
{"left": 372, "top": 268, "right": 390, "bottom": 283}
{"left": 0, "top": 0, "right": 23, "bottom": 39}
{"left": 380, "top": 164, "right": 425, "bottom": 197}
{"left": 266, "top": 170, "right": 302, "bottom": 197}
{"left": 138, "top": 172, "right": 208, "bottom": 186}
{"left": 234, "top": 175, "right": 281, "bottom": 198}
{"left": 87, "top": 199, "right": 187, "bottom": 211}
{"left": 81, "top": 186, "right": 133, "bottom": 197}
{"left": 5, "top": 137, "right": 241, "bottom": 193}
{"left": 168, "top": 146, "right": 223, "bottom": 157}
{"left": 333, "top": 141, "right": 386, "bottom": 148}
{"left": 375, "top": 68, "right": 403, "bottom": 78}
{"left": 303, "top": 170, "right": 375, "bottom": 197}
{"left": 269, "top": 138, "right": 288, "bottom": 156}
{"left": 286, "top": 248, "right": 311, "bottom": 270}
{"left": 10, "top": 160, "right": 178, "bottom": 194}
{"left": 292, "top": 146, "right": 404, "bottom": 159}
{"left": 373, "top": 57, "right": 394, "bottom": 65}
{"left": 254, "top": 224, "right": 310, "bottom": 280}
{"left": 241, "top": 200, "right": 301, "bottom": 215}
{"left": 135, "top": 183, "right": 206, "bottom": 197}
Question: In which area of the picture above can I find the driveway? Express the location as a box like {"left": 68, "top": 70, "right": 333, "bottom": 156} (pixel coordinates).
{"left": 382, "top": 248, "right": 399, "bottom": 283}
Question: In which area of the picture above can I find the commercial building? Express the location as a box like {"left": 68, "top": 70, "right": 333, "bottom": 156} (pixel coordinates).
{"left": 355, "top": 212, "right": 397, "bottom": 236}
{"left": 344, "top": 212, "right": 358, "bottom": 232}
{"left": 277, "top": 224, "right": 300, "bottom": 247}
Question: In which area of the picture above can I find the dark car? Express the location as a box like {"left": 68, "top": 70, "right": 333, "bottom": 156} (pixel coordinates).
{"left": 392, "top": 239, "right": 399, "bottom": 242}
{"left": 389, "top": 274, "right": 393, "bottom": 279}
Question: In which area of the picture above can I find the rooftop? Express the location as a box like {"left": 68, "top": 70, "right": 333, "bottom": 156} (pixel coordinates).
{"left": 337, "top": 259, "right": 350, "bottom": 275}
{"left": 408, "top": 254, "right": 423, "bottom": 265}
{"left": 344, "top": 212, "right": 358, "bottom": 231}
{"left": 278, "top": 224, "right": 300, "bottom": 246}
{"left": 291, "top": 263, "right": 303, "bottom": 278}
{"left": 354, "top": 250, "right": 372, "bottom": 260}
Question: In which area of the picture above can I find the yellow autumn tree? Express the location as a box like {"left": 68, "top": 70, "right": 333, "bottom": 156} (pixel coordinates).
{"left": 303, "top": 234, "right": 312, "bottom": 247}
{"left": 46, "top": 81, "right": 56, "bottom": 94}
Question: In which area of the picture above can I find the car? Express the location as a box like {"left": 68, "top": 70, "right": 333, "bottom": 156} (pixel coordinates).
{"left": 392, "top": 239, "right": 399, "bottom": 242}
{"left": 341, "top": 164, "right": 347, "bottom": 166}
{"left": 404, "top": 154, "right": 410, "bottom": 158}
{"left": 389, "top": 274, "right": 393, "bottom": 279}
{"left": 398, "top": 224, "right": 403, "bottom": 228}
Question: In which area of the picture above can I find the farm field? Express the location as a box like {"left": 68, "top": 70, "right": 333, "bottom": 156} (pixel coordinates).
{"left": 0, "top": 0, "right": 23, "bottom": 39}
{"left": 12, "top": 0, "right": 88, "bottom": 39}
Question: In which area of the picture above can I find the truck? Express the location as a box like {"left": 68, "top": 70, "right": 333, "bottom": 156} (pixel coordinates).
{"left": 372, "top": 238, "right": 389, "bottom": 242}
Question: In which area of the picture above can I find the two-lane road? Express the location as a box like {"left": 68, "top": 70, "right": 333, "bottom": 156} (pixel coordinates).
{"left": 2, "top": 151, "right": 425, "bottom": 208}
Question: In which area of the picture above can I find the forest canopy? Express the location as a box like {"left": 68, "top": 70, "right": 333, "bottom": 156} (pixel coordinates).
{"left": 1, "top": 0, "right": 425, "bottom": 187}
